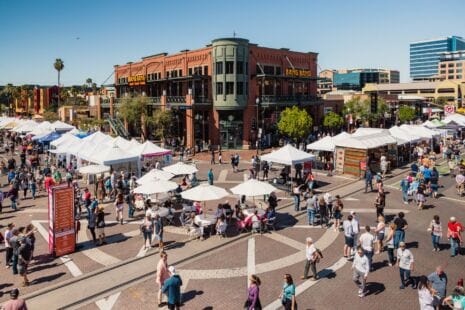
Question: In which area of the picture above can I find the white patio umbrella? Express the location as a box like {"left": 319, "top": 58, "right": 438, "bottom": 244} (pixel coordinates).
{"left": 230, "top": 179, "right": 277, "bottom": 197}
{"left": 78, "top": 164, "right": 110, "bottom": 175}
{"left": 133, "top": 180, "right": 178, "bottom": 195}
{"left": 163, "top": 162, "right": 198, "bottom": 175}
{"left": 181, "top": 183, "right": 229, "bottom": 202}
{"left": 137, "top": 169, "right": 174, "bottom": 185}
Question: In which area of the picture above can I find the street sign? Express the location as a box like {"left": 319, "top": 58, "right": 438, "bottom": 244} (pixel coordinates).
{"left": 444, "top": 105, "right": 455, "bottom": 115}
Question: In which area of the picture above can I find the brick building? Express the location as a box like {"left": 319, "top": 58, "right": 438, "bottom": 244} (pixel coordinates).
{"left": 109, "top": 37, "right": 319, "bottom": 150}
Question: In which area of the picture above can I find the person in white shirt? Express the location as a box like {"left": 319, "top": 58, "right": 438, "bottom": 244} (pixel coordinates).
{"left": 343, "top": 215, "right": 354, "bottom": 258}
{"left": 352, "top": 246, "right": 370, "bottom": 297}
{"left": 359, "top": 226, "right": 375, "bottom": 270}
{"left": 351, "top": 211, "right": 360, "bottom": 251}
{"left": 301, "top": 237, "right": 320, "bottom": 280}
{"left": 397, "top": 241, "right": 415, "bottom": 289}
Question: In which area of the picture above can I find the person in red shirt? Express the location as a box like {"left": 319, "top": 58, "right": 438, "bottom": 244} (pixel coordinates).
{"left": 448, "top": 217, "right": 464, "bottom": 257}
{"left": 44, "top": 174, "right": 55, "bottom": 192}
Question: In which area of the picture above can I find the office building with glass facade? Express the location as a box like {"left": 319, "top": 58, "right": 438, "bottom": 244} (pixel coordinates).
{"left": 410, "top": 36, "right": 465, "bottom": 80}
{"left": 332, "top": 69, "right": 399, "bottom": 91}
{"left": 437, "top": 50, "right": 465, "bottom": 81}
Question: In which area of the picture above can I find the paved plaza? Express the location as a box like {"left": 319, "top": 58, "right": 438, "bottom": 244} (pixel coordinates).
{"left": 1, "top": 152, "right": 465, "bottom": 310}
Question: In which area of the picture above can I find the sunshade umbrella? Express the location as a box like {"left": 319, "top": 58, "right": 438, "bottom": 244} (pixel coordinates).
{"left": 230, "top": 179, "right": 277, "bottom": 197}
{"left": 137, "top": 169, "right": 174, "bottom": 185}
{"left": 78, "top": 164, "right": 110, "bottom": 175}
{"left": 163, "top": 162, "right": 198, "bottom": 175}
{"left": 181, "top": 183, "right": 229, "bottom": 202}
{"left": 133, "top": 180, "right": 178, "bottom": 195}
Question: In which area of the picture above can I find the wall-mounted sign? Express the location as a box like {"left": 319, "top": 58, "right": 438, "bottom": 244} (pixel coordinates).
{"left": 444, "top": 105, "right": 455, "bottom": 115}
{"left": 128, "top": 75, "right": 146, "bottom": 86}
{"left": 285, "top": 68, "right": 311, "bottom": 78}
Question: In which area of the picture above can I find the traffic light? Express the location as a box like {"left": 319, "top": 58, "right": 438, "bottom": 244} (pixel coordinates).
{"left": 370, "top": 93, "right": 378, "bottom": 114}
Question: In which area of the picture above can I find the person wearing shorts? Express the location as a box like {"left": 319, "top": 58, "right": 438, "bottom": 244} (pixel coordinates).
{"left": 343, "top": 215, "right": 354, "bottom": 258}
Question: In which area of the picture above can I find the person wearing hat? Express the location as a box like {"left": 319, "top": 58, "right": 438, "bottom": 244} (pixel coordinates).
{"left": 96, "top": 206, "right": 106, "bottom": 246}
{"left": 397, "top": 241, "right": 415, "bottom": 289}
{"left": 447, "top": 216, "right": 464, "bottom": 257}
{"left": 2, "top": 288, "right": 28, "bottom": 310}
{"left": 162, "top": 265, "right": 183, "bottom": 310}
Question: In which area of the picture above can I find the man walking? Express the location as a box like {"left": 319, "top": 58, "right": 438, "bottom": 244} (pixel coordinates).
{"left": 207, "top": 168, "right": 214, "bottom": 185}
{"left": 400, "top": 176, "right": 410, "bottom": 205}
{"left": 162, "top": 266, "right": 183, "bottom": 310}
{"left": 301, "top": 237, "right": 320, "bottom": 280}
{"left": 365, "top": 168, "right": 373, "bottom": 193}
{"left": 447, "top": 216, "right": 463, "bottom": 257}
{"left": 343, "top": 215, "right": 354, "bottom": 259}
{"left": 428, "top": 265, "right": 447, "bottom": 307}
{"left": 397, "top": 242, "right": 415, "bottom": 289}
{"left": 352, "top": 246, "right": 370, "bottom": 297}
{"left": 359, "top": 226, "right": 375, "bottom": 271}
{"left": 2, "top": 288, "right": 28, "bottom": 310}
{"left": 306, "top": 193, "right": 316, "bottom": 226}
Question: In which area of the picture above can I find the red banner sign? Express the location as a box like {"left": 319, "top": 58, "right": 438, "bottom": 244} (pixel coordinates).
{"left": 360, "top": 161, "right": 367, "bottom": 171}
{"left": 48, "top": 185, "right": 75, "bottom": 257}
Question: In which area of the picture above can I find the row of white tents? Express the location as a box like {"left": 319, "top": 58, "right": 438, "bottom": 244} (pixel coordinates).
{"left": 306, "top": 113, "right": 465, "bottom": 152}
{"left": 0, "top": 118, "right": 76, "bottom": 135}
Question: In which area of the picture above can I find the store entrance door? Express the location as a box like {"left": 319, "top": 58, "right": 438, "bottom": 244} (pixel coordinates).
{"left": 220, "top": 122, "right": 243, "bottom": 149}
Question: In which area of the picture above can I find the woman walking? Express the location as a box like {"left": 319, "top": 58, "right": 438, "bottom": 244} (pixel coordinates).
{"left": 386, "top": 223, "right": 396, "bottom": 266}
{"left": 245, "top": 274, "right": 262, "bottom": 310}
{"left": 96, "top": 206, "right": 106, "bottom": 246}
{"left": 428, "top": 215, "right": 442, "bottom": 251}
{"left": 114, "top": 193, "right": 125, "bottom": 225}
{"left": 280, "top": 274, "right": 297, "bottom": 310}
{"left": 374, "top": 216, "right": 386, "bottom": 254}
{"left": 318, "top": 196, "right": 328, "bottom": 228}
{"left": 374, "top": 192, "right": 385, "bottom": 219}
{"left": 29, "top": 177, "right": 37, "bottom": 200}
{"left": 417, "top": 275, "right": 435, "bottom": 310}
{"left": 142, "top": 214, "right": 154, "bottom": 250}
{"left": 333, "top": 195, "right": 343, "bottom": 231}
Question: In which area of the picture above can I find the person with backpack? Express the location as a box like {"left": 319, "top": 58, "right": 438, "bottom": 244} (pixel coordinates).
{"left": 301, "top": 237, "right": 322, "bottom": 280}
{"left": 162, "top": 266, "right": 183, "bottom": 310}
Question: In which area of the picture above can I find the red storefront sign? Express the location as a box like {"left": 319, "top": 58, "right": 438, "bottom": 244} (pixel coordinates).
{"left": 360, "top": 161, "right": 367, "bottom": 171}
{"left": 48, "top": 185, "right": 75, "bottom": 257}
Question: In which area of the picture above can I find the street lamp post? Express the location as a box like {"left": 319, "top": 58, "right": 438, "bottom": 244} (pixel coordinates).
{"left": 255, "top": 97, "right": 261, "bottom": 155}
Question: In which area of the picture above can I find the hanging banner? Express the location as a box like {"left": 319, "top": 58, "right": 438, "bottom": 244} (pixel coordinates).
{"left": 48, "top": 185, "right": 75, "bottom": 257}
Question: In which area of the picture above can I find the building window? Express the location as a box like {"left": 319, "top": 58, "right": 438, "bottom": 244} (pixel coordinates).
{"left": 246, "top": 82, "right": 248, "bottom": 95}
{"left": 216, "top": 62, "right": 223, "bottom": 75}
{"left": 448, "top": 63, "right": 454, "bottom": 67}
{"left": 264, "top": 66, "right": 274, "bottom": 75}
{"left": 236, "top": 61, "right": 243, "bottom": 74}
{"left": 448, "top": 69, "right": 454, "bottom": 73}
{"left": 204, "top": 66, "right": 208, "bottom": 75}
{"left": 188, "top": 68, "right": 193, "bottom": 76}
{"left": 166, "top": 71, "right": 170, "bottom": 78}
{"left": 245, "top": 62, "right": 248, "bottom": 75}
{"left": 457, "top": 69, "right": 462, "bottom": 73}
{"left": 225, "top": 61, "right": 234, "bottom": 74}
{"left": 457, "top": 63, "right": 463, "bottom": 68}
{"left": 276, "top": 67, "right": 282, "bottom": 76}
{"left": 237, "top": 82, "right": 243, "bottom": 95}
{"left": 216, "top": 82, "right": 223, "bottom": 95}
{"left": 178, "top": 69, "right": 182, "bottom": 77}
{"left": 440, "top": 70, "right": 446, "bottom": 74}
{"left": 226, "top": 82, "right": 234, "bottom": 94}
{"left": 440, "top": 64, "right": 446, "bottom": 68}
{"left": 457, "top": 75, "right": 462, "bottom": 79}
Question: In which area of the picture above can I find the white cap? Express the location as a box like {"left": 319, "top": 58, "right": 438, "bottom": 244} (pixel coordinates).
{"left": 450, "top": 217, "right": 456, "bottom": 222}
{"left": 306, "top": 237, "right": 313, "bottom": 243}
{"left": 350, "top": 210, "right": 356, "bottom": 215}
{"left": 168, "top": 266, "right": 176, "bottom": 274}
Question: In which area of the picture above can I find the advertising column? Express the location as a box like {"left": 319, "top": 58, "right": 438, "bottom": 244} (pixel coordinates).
{"left": 48, "top": 185, "right": 75, "bottom": 257}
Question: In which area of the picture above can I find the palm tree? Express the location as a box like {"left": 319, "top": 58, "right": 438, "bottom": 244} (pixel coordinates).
{"left": 91, "top": 82, "right": 98, "bottom": 94}
{"left": 54, "top": 58, "right": 64, "bottom": 106}
{"left": 86, "top": 78, "right": 92, "bottom": 88}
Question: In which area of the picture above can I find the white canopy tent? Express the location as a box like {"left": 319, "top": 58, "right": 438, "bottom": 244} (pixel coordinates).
{"left": 51, "top": 120, "right": 75, "bottom": 132}
{"left": 261, "top": 144, "right": 315, "bottom": 165}
{"left": 136, "top": 169, "right": 174, "bottom": 185}
{"left": 334, "top": 132, "right": 397, "bottom": 149}
{"left": 81, "top": 131, "right": 114, "bottom": 145}
{"left": 78, "top": 164, "right": 110, "bottom": 175}
{"left": 306, "top": 132, "right": 351, "bottom": 152}
{"left": 230, "top": 179, "right": 277, "bottom": 197}
{"left": 399, "top": 125, "right": 440, "bottom": 140}
{"left": 11, "top": 120, "right": 38, "bottom": 133}
{"left": 443, "top": 113, "right": 465, "bottom": 126}
{"left": 389, "top": 126, "right": 421, "bottom": 144}
{"left": 352, "top": 128, "right": 408, "bottom": 145}
{"left": 181, "top": 183, "right": 229, "bottom": 202}
{"left": 29, "top": 121, "right": 53, "bottom": 136}
{"left": 133, "top": 180, "right": 178, "bottom": 195}
{"left": 50, "top": 132, "right": 80, "bottom": 148}
{"left": 137, "top": 141, "right": 172, "bottom": 157}
{"left": 163, "top": 162, "right": 198, "bottom": 175}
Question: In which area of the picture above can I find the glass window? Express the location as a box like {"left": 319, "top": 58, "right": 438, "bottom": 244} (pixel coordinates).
{"left": 276, "top": 67, "right": 282, "bottom": 75}
{"left": 264, "top": 66, "right": 274, "bottom": 75}
{"left": 448, "top": 75, "right": 454, "bottom": 79}
{"left": 216, "top": 82, "right": 223, "bottom": 95}
{"left": 246, "top": 82, "right": 248, "bottom": 95}
{"left": 236, "top": 82, "right": 243, "bottom": 95}
{"left": 225, "top": 61, "right": 234, "bottom": 74}
{"left": 204, "top": 66, "right": 208, "bottom": 75}
{"left": 448, "top": 63, "right": 454, "bottom": 67}
{"left": 178, "top": 69, "right": 182, "bottom": 77}
{"left": 457, "top": 69, "right": 463, "bottom": 73}
{"left": 236, "top": 61, "right": 243, "bottom": 74}
{"left": 457, "top": 63, "right": 463, "bottom": 68}
{"left": 448, "top": 69, "right": 454, "bottom": 73}
{"left": 226, "top": 82, "right": 234, "bottom": 94}
{"left": 188, "top": 68, "right": 193, "bottom": 76}
{"left": 440, "top": 64, "right": 446, "bottom": 68}
{"left": 216, "top": 62, "right": 223, "bottom": 75}
{"left": 457, "top": 75, "right": 462, "bottom": 79}
{"left": 440, "top": 70, "right": 446, "bottom": 74}
{"left": 245, "top": 62, "right": 248, "bottom": 75}
{"left": 166, "top": 71, "right": 170, "bottom": 78}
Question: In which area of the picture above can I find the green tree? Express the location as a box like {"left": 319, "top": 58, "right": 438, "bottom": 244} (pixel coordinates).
{"left": 86, "top": 78, "right": 92, "bottom": 88}
{"left": 277, "top": 106, "right": 313, "bottom": 141}
{"left": 1, "top": 83, "right": 16, "bottom": 115}
{"left": 54, "top": 58, "right": 64, "bottom": 106}
{"left": 398, "top": 105, "right": 416, "bottom": 123}
{"left": 60, "top": 88, "right": 70, "bottom": 105}
{"left": 435, "top": 97, "right": 448, "bottom": 106}
{"left": 70, "top": 86, "right": 79, "bottom": 105}
{"left": 323, "top": 111, "right": 344, "bottom": 131}
{"left": 150, "top": 109, "right": 173, "bottom": 140}
{"left": 117, "top": 95, "right": 149, "bottom": 140}
{"left": 43, "top": 110, "right": 59, "bottom": 122}
{"left": 343, "top": 96, "right": 389, "bottom": 126}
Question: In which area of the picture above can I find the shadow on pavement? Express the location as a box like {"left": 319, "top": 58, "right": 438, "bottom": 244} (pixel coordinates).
{"left": 31, "top": 272, "right": 66, "bottom": 285}
{"left": 181, "top": 289, "right": 204, "bottom": 303}
{"left": 365, "top": 282, "right": 386, "bottom": 296}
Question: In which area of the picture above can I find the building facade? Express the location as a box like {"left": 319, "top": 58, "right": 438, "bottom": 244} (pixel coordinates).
{"left": 333, "top": 69, "right": 399, "bottom": 91}
{"left": 437, "top": 50, "right": 465, "bottom": 81}
{"left": 112, "top": 38, "right": 318, "bottom": 149}
{"left": 410, "top": 36, "right": 465, "bottom": 81}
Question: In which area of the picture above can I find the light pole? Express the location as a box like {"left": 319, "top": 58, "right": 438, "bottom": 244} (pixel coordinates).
{"left": 255, "top": 97, "right": 261, "bottom": 155}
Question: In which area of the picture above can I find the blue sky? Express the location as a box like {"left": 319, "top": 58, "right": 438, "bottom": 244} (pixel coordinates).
{"left": 0, "top": 0, "right": 464, "bottom": 86}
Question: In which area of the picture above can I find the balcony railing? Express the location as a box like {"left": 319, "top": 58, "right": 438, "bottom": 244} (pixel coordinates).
{"left": 260, "top": 94, "right": 318, "bottom": 105}
{"left": 166, "top": 96, "right": 186, "bottom": 104}
{"left": 193, "top": 96, "right": 212, "bottom": 105}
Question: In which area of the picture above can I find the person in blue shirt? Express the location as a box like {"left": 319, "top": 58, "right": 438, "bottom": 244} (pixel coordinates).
{"left": 400, "top": 176, "right": 410, "bottom": 204}
{"left": 207, "top": 168, "right": 214, "bottom": 185}
{"left": 7, "top": 170, "right": 15, "bottom": 184}
{"left": 411, "top": 162, "right": 419, "bottom": 177}
{"left": 423, "top": 167, "right": 432, "bottom": 184}
{"left": 162, "top": 266, "right": 183, "bottom": 310}
{"left": 364, "top": 168, "right": 373, "bottom": 193}
{"left": 280, "top": 274, "right": 296, "bottom": 310}
{"left": 428, "top": 266, "right": 447, "bottom": 304}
